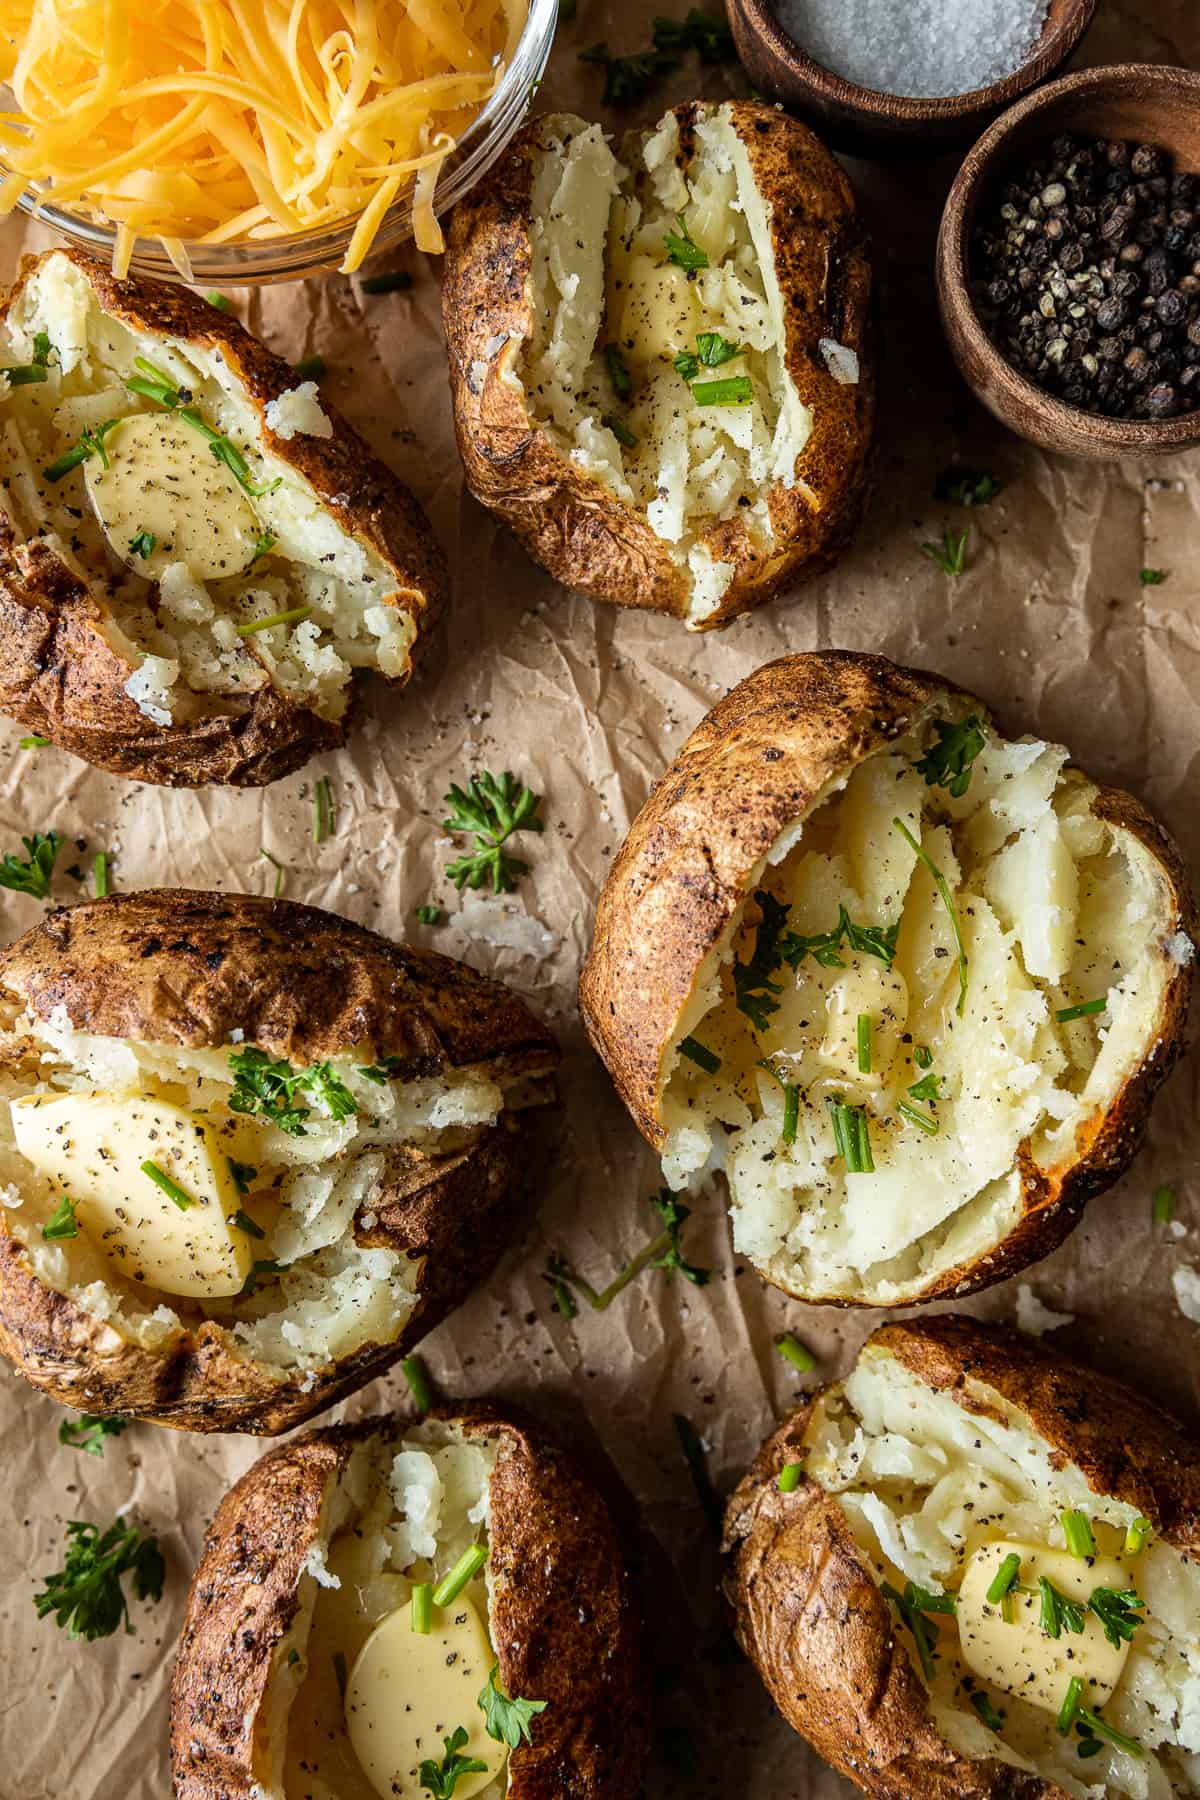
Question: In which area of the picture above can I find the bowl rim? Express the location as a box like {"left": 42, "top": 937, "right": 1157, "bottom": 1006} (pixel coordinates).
{"left": 11, "top": 0, "right": 558, "bottom": 285}
{"left": 937, "top": 60, "right": 1200, "bottom": 452}
{"left": 731, "top": 0, "right": 1098, "bottom": 119}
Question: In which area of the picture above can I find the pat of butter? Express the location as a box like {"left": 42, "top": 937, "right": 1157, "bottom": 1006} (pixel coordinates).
{"left": 957, "top": 1539, "right": 1133, "bottom": 1715}
{"left": 614, "top": 254, "right": 701, "bottom": 361}
{"left": 820, "top": 961, "right": 909, "bottom": 1088}
{"left": 345, "top": 1593, "right": 505, "bottom": 1800}
{"left": 11, "top": 1092, "right": 253, "bottom": 1297}
{"left": 84, "top": 411, "right": 260, "bottom": 581}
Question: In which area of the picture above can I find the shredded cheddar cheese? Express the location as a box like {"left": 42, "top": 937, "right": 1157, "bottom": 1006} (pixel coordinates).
{"left": 0, "top": 0, "right": 527, "bottom": 272}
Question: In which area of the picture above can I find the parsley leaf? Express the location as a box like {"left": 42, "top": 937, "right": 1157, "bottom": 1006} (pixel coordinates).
{"left": 934, "top": 467, "right": 1003, "bottom": 507}
{"left": 443, "top": 771, "right": 544, "bottom": 894}
{"left": 227, "top": 1159, "right": 258, "bottom": 1195}
{"left": 58, "top": 1415, "right": 129, "bottom": 1458}
{"left": 1089, "top": 1586, "right": 1145, "bottom": 1650}
{"left": 914, "top": 715, "right": 987, "bottom": 798}
{"left": 780, "top": 906, "right": 900, "bottom": 973}
{"left": 418, "top": 1726, "right": 487, "bottom": 1798}
{"left": 302, "top": 1061, "right": 357, "bottom": 1122}
{"left": 652, "top": 8, "right": 736, "bottom": 61}
{"left": 663, "top": 216, "right": 708, "bottom": 270}
{"left": 42, "top": 1194, "right": 79, "bottom": 1240}
{"left": 907, "top": 1070, "right": 942, "bottom": 1105}
{"left": 577, "top": 42, "right": 679, "bottom": 104}
{"left": 921, "top": 526, "right": 969, "bottom": 577}
{"left": 673, "top": 332, "right": 743, "bottom": 381}
{"left": 478, "top": 1663, "right": 548, "bottom": 1749}
{"left": 733, "top": 890, "right": 791, "bottom": 1031}
{"left": 34, "top": 1519, "right": 164, "bottom": 1640}
{"left": 0, "top": 830, "right": 63, "bottom": 898}
{"left": 1039, "top": 1576, "right": 1086, "bottom": 1639}
{"left": 227, "top": 1049, "right": 357, "bottom": 1136}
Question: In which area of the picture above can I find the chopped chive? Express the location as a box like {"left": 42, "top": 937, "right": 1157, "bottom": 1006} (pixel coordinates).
{"left": 1058, "top": 1676, "right": 1083, "bottom": 1735}
{"left": 914, "top": 1044, "right": 933, "bottom": 1068}
{"left": 432, "top": 1543, "right": 487, "bottom": 1606}
{"left": 892, "top": 817, "right": 968, "bottom": 1015}
{"left": 601, "top": 411, "right": 638, "bottom": 448}
{"left": 604, "top": 342, "right": 632, "bottom": 400}
{"left": 287, "top": 1648, "right": 301, "bottom": 1668}
{"left": 672, "top": 1413, "right": 722, "bottom": 1535}
{"left": 781, "top": 1083, "right": 799, "bottom": 1147}
{"left": 1077, "top": 1707, "right": 1142, "bottom": 1758}
{"left": 1139, "top": 567, "right": 1166, "bottom": 586}
{"left": 259, "top": 848, "right": 285, "bottom": 898}
{"left": 227, "top": 1159, "right": 257, "bottom": 1194}
{"left": 360, "top": 271, "right": 413, "bottom": 294}
{"left": 294, "top": 354, "right": 327, "bottom": 380}
{"left": 880, "top": 1582, "right": 937, "bottom": 1681}
{"left": 141, "top": 1160, "right": 194, "bottom": 1210}
{"left": 986, "top": 1553, "right": 1022, "bottom": 1606}
{"left": 92, "top": 851, "right": 110, "bottom": 899}
{"left": 897, "top": 1099, "right": 939, "bottom": 1135}
{"left": 969, "top": 1690, "right": 1006, "bottom": 1732}
{"left": 856, "top": 1013, "right": 872, "bottom": 1073}
{"left": 42, "top": 1194, "right": 79, "bottom": 1240}
{"left": 679, "top": 1034, "right": 720, "bottom": 1074}
{"left": 777, "top": 1462, "right": 803, "bottom": 1493}
{"left": 127, "top": 530, "right": 156, "bottom": 559}
{"left": 1061, "top": 1510, "right": 1095, "bottom": 1558}
{"left": 1153, "top": 1185, "right": 1174, "bottom": 1224}
{"left": 1056, "top": 997, "right": 1107, "bottom": 1023}
{"left": 415, "top": 904, "right": 442, "bottom": 926}
{"left": 231, "top": 1208, "right": 265, "bottom": 1240}
{"left": 234, "top": 606, "right": 311, "bottom": 636}
{"left": 205, "top": 290, "right": 231, "bottom": 310}
{"left": 1125, "top": 1516, "right": 1152, "bottom": 1555}
{"left": 19, "top": 735, "right": 50, "bottom": 749}
{"left": 401, "top": 1354, "right": 433, "bottom": 1414}
{"left": 692, "top": 375, "right": 752, "bottom": 407}
{"left": 776, "top": 1332, "right": 815, "bottom": 1374}
{"left": 313, "top": 776, "right": 335, "bottom": 844}
{"left": 411, "top": 1581, "right": 432, "bottom": 1634}
{"left": 853, "top": 1105, "right": 874, "bottom": 1173}
{"left": 907, "top": 1583, "right": 956, "bottom": 1615}
{"left": 827, "top": 1097, "right": 874, "bottom": 1173}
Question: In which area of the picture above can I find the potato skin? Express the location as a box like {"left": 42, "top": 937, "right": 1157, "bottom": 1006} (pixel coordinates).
{"left": 0, "top": 891, "right": 558, "bottom": 1433}
{"left": 169, "top": 1405, "right": 650, "bottom": 1800}
{"left": 442, "top": 103, "right": 873, "bottom": 628}
{"left": 579, "top": 649, "right": 1196, "bottom": 1305}
{"left": 722, "top": 1316, "right": 1200, "bottom": 1799}
{"left": 0, "top": 248, "right": 447, "bottom": 787}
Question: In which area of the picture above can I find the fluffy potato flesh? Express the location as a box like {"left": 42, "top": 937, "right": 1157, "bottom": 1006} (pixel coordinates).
{"left": 660, "top": 704, "right": 1184, "bottom": 1302}
{"left": 0, "top": 1005, "right": 527, "bottom": 1373}
{"left": 269, "top": 1422, "right": 507, "bottom": 1800}
{"left": 0, "top": 251, "right": 414, "bottom": 727}
{"left": 519, "top": 107, "right": 811, "bottom": 625}
{"left": 804, "top": 1346, "right": 1200, "bottom": 1797}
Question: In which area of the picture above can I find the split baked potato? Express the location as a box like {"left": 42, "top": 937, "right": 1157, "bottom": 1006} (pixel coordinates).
{"left": 580, "top": 651, "right": 1194, "bottom": 1306}
{"left": 0, "top": 249, "right": 446, "bottom": 786}
{"left": 171, "top": 1405, "right": 648, "bottom": 1800}
{"left": 0, "top": 890, "right": 557, "bottom": 1432}
{"left": 443, "top": 101, "right": 872, "bottom": 628}
{"left": 723, "top": 1314, "right": 1200, "bottom": 1798}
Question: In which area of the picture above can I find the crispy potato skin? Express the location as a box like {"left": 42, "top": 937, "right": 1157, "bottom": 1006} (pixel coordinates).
{"left": 0, "top": 248, "right": 447, "bottom": 787}
{"left": 169, "top": 1406, "right": 650, "bottom": 1800}
{"left": 442, "top": 103, "right": 873, "bottom": 628}
{"left": 723, "top": 1316, "right": 1200, "bottom": 1799}
{"left": 579, "top": 649, "right": 1196, "bottom": 1305}
{"left": 0, "top": 891, "right": 557, "bottom": 1433}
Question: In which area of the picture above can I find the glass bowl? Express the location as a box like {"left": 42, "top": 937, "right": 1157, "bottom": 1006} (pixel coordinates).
{"left": 12, "top": 0, "right": 557, "bottom": 286}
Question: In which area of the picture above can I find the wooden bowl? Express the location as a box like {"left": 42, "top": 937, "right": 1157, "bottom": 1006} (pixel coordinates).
{"left": 727, "top": 0, "right": 1097, "bottom": 156}
{"left": 937, "top": 63, "right": 1200, "bottom": 460}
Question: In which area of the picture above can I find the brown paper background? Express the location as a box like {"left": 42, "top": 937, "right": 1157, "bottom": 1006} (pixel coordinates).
{"left": 0, "top": 2, "right": 1198, "bottom": 1794}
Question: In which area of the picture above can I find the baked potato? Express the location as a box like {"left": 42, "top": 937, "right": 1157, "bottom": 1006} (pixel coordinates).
{"left": 723, "top": 1314, "right": 1200, "bottom": 1798}
{"left": 170, "top": 1405, "right": 648, "bottom": 1800}
{"left": 442, "top": 101, "right": 872, "bottom": 629}
{"left": 0, "top": 890, "right": 557, "bottom": 1433}
{"left": 580, "top": 651, "right": 1194, "bottom": 1306}
{"left": 0, "top": 248, "right": 446, "bottom": 786}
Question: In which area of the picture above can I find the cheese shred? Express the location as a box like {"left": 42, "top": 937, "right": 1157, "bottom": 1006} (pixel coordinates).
{"left": 0, "top": 0, "right": 527, "bottom": 269}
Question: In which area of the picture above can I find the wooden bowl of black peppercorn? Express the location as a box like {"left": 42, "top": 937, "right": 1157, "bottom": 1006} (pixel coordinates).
{"left": 937, "top": 62, "right": 1200, "bottom": 458}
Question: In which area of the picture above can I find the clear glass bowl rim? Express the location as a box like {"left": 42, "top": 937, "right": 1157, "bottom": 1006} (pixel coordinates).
{"left": 11, "top": 0, "right": 558, "bottom": 285}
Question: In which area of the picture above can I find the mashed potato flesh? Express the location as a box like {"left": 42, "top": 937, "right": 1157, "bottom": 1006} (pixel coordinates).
{"left": 519, "top": 107, "right": 811, "bottom": 625}
{"left": 276, "top": 1423, "right": 506, "bottom": 1800}
{"left": 661, "top": 705, "right": 1178, "bottom": 1302}
{"left": 805, "top": 1349, "right": 1200, "bottom": 1798}
{"left": 0, "top": 1009, "right": 515, "bottom": 1371}
{"left": 0, "top": 252, "right": 414, "bottom": 725}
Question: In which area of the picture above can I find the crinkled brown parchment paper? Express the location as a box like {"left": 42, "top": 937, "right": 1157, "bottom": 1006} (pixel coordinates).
{"left": 0, "top": 3, "right": 1197, "bottom": 1795}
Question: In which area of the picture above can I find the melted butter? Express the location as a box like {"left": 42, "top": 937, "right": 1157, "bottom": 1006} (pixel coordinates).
{"left": 957, "top": 1539, "right": 1134, "bottom": 1715}
{"left": 11, "top": 1091, "right": 253, "bottom": 1296}
{"left": 84, "top": 411, "right": 260, "bottom": 580}
{"left": 610, "top": 253, "right": 702, "bottom": 361}
{"left": 344, "top": 1593, "right": 505, "bottom": 1800}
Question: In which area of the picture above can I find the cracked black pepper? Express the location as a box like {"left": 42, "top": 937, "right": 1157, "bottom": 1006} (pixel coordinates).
{"left": 970, "top": 133, "right": 1200, "bottom": 420}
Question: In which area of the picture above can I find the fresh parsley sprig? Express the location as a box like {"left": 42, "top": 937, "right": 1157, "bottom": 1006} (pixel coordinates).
{"left": 3, "top": 330, "right": 54, "bottom": 387}
{"left": 673, "top": 332, "right": 743, "bottom": 382}
{"left": 577, "top": 42, "right": 679, "bottom": 104}
{"left": 915, "top": 716, "right": 987, "bottom": 798}
{"left": 58, "top": 1415, "right": 129, "bottom": 1458}
{"left": 934, "top": 468, "right": 1003, "bottom": 507}
{"left": 34, "top": 1519, "right": 164, "bottom": 1640}
{"left": 443, "top": 771, "right": 544, "bottom": 894}
{"left": 1088, "top": 1586, "right": 1145, "bottom": 1650}
{"left": 227, "top": 1048, "right": 357, "bottom": 1137}
{"left": 1038, "top": 1576, "right": 1085, "bottom": 1640}
{"left": 42, "top": 1194, "right": 79, "bottom": 1240}
{"left": 652, "top": 8, "right": 736, "bottom": 60}
{"left": 663, "top": 215, "right": 708, "bottom": 271}
{"left": 0, "top": 830, "right": 63, "bottom": 898}
{"left": 419, "top": 1726, "right": 487, "bottom": 1798}
{"left": 478, "top": 1663, "right": 548, "bottom": 1748}
{"left": 544, "top": 1188, "right": 710, "bottom": 1315}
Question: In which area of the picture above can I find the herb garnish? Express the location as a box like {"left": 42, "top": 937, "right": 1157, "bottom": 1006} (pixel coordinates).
{"left": 784, "top": 906, "right": 900, "bottom": 972}
{"left": 857, "top": 1013, "right": 872, "bottom": 1073}
{"left": 673, "top": 332, "right": 743, "bottom": 382}
{"left": 0, "top": 830, "right": 63, "bottom": 898}
{"left": 250, "top": 531, "right": 278, "bottom": 563}
{"left": 880, "top": 1581, "right": 951, "bottom": 1680}
{"left": 433, "top": 1544, "right": 487, "bottom": 1607}
{"left": 230, "top": 1208, "right": 264, "bottom": 1239}
{"left": 1139, "top": 567, "right": 1166, "bottom": 586}
{"left": 411, "top": 1581, "right": 432, "bottom": 1634}
{"left": 934, "top": 468, "right": 1003, "bottom": 507}
{"left": 2, "top": 329, "right": 54, "bottom": 386}
{"left": 415, "top": 903, "right": 443, "bottom": 926}
{"left": 178, "top": 406, "right": 282, "bottom": 498}
{"left": 128, "top": 530, "right": 156, "bottom": 559}
{"left": 58, "top": 1415, "right": 129, "bottom": 1457}
{"left": 42, "top": 1194, "right": 79, "bottom": 1240}
{"left": 652, "top": 9, "right": 736, "bottom": 60}
{"left": 921, "top": 526, "right": 969, "bottom": 577}
{"left": 897, "top": 1099, "right": 939, "bottom": 1135}
{"left": 1038, "top": 1576, "right": 1085, "bottom": 1639}
{"left": 775, "top": 1331, "right": 815, "bottom": 1373}
{"left": 693, "top": 375, "right": 752, "bottom": 407}
{"left": 915, "top": 716, "right": 987, "bottom": 798}
{"left": 1060, "top": 1510, "right": 1095, "bottom": 1558}
{"left": 577, "top": 42, "right": 679, "bottom": 104}
{"left": 34, "top": 1519, "right": 164, "bottom": 1640}
{"left": 907, "top": 1070, "right": 941, "bottom": 1105}
{"left": 443, "top": 771, "right": 544, "bottom": 893}
{"left": 43, "top": 419, "right": 120, "bottom": 483}
{"left": 478, "top": 1663, "right": 548, "bottom": 1748}
{"left": 402, "top": 1354, "right": 434, "bottom": 1414}
{"left": 601, "top": 411, "right": 638, "bottom": 448}
{"left": 893, "top": 817, "right": 968, "bottom": 1015}
{"left": 227, "top": 1047, "right": 356, "bottom": 1136}
{"left": 663, "top": 215, "right": 708, "bottom": 271}
{"left": 733, "top": 890, "right": 791, "bottom": 1030}
{"left": 259, "top": 848, "right": 286, "bottom": 897}
{"left": 604, "top": 342, "right": 632, "bottom": 400}
{"left": 1076, "top": 1707, "right": 1142, "bottom": 1759}
{"left": 91, "top": 846, "right": 109, "bottom": 896}
{"left": 1089, "top": 1586, "right": 1144, "bottom": 1649}
{"left": 778, "top": 1462, "right": 803, "bottom": 1492}
{"left": 1153, "top": 1186, "right": 1174, "bottom": 1225}
{"left": 545, "top": 1188, "right": 711, "bottom": 1315}
{"left": 969, "top": 1690, "right": 1006, "bottom": 1732}
{"left": 1125, "top": 1516, "right": 1152, "bottom": 1554}
{"left": 1057, "top": 1675, "right": 1083, "bottom": 1735}
{"left": 679, "top": 1034, "right": 721, "bottom": 1074}
{"left": 986, "top": 1552, "right": 1022, "bottom": 1605}
{"left": 19, "top": 735, "right": 50, "bottom": 749}
{"left": 141, "top": 1160, "right": 195, "bottom": 1211}
{"left": 294, "top": 355, "right": 327, "bottom": 380}
{"left": 419, "top": 1727, "right": 487, "bottom": 1797}
{"left": 120, "top": 357, "right": 279, "bottom": 498}
{"left": 1055, "top": 997, "right": 1106, "bottom": 1023}
{"left": 758, "top": 1060, "right": 799, "bottom": 1145}
{"left": 828, "top": 1097, "right": 874, "bottom": 1173}
{"left": 235, "top": 605, "right": 311, "bottom": 638}
{"left": 312, "top": 774, "right": 336, "bottom": 844}
{"left": 206, "top": 291, "right": 231, "bottom": 311}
